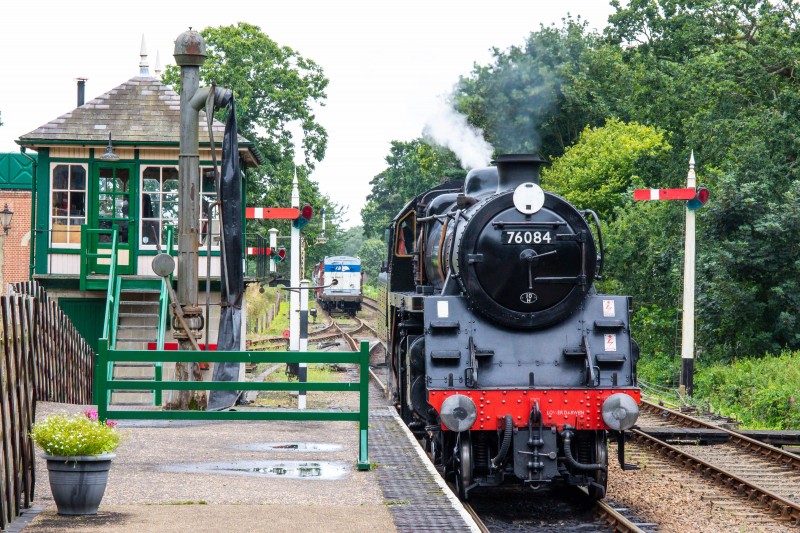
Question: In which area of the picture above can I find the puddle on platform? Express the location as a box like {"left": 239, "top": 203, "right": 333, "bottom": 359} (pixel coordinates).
{"left": 232, "top": 442, "right": 343, "bottom": 453}
{"left": 162, "top": 460, "right": 349, "bottom": 480}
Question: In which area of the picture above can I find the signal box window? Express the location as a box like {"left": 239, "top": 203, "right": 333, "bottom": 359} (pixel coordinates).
{"left": 200, "top": 168, "right": 219, "bottom": 247}
{"left": 140, "top": 165, "right": 219, "bottom": 249}
{"left": 50, "top": 164, "right": 87, "bottom": 246}
{"left": 141, "top": 166, "right": 178, "bottom": 248}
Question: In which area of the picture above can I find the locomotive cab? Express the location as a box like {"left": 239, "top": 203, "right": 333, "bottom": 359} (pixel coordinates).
{"left": 383, "top": 154, "right": 640, "bottom": 500}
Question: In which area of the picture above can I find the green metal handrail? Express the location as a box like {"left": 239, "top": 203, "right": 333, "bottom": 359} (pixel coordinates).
{"left": 153, "top": 226, "right": 175, "bottom": 406}
{"left": 94, "top": 227, "right": 119, "bottom": 345}
{"left": 81, "top": 225, "right": 118, "bottom": 292}
{"left": 94, "top": 341, "right": 371, "bottom": 470}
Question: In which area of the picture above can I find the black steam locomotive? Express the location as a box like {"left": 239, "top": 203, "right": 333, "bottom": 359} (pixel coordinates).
{"left": 377, "top": 154, "right": 640, "bottom": 500}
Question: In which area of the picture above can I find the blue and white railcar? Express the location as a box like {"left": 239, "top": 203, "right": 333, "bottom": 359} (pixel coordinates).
{"left": 313, "top": 256, "right": 363, "bottom": 316}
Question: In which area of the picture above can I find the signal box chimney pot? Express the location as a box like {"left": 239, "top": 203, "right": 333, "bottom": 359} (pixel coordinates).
{"left": 77, "top": 78, "right": 87, "bottom": 107}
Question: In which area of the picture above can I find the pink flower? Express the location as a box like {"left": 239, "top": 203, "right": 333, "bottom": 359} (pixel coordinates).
{"left": 791, "top": 396, "right": 795, "bottom": 404}
{"left": 106, "top": 420, "right": 118, "bottom": 427}
{"left": 83, "top": 409, "right": 98, "bottom": 420}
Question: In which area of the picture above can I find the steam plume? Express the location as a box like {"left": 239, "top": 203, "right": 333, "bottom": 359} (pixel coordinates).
{"left": 423, "top": 96, "right": 494, "bottom": 169}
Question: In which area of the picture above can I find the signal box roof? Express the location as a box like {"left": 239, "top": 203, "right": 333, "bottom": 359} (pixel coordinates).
{"left": 17, "top": 75, "right": 262, "bottom": 167}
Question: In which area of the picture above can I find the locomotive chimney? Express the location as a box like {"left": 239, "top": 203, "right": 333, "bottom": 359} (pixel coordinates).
{"left": 495, "top": 153, "right": 545, "bottom": 192}
{"left": 76, "top": 78, "right": 87, "bottom": 107}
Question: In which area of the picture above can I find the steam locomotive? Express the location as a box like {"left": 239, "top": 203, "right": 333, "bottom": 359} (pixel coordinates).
{"left": 377, "top": 154, "right": 640, "bottom": 500}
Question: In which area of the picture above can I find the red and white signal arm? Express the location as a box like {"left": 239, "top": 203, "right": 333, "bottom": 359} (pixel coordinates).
{"left": 246, "top": 207, "right": 300, "bottom": 219}
{"left": 633, "top": 188, "right": 696, "bottom": 201}
{"left": 634, "top": 187, "right": 710, "bottom": 208}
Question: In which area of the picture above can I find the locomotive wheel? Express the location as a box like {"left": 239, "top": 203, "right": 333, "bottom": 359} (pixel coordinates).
{"left": 587, "top": 430, "right": 608, "bottom": 500}
{"left": 454, "top": 432, "right": 473, "bottom": 500}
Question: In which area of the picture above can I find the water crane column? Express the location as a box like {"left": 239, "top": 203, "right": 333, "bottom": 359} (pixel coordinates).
{"left": 172, "top": 29, "right": 231, "bottom": 409}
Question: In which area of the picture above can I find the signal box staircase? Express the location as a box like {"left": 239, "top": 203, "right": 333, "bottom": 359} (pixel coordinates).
{"left": 83, "top": 226, "right": 171, "bottom": 408}
{"left": 109, "top": 276, "right": 165, "bottom": 406}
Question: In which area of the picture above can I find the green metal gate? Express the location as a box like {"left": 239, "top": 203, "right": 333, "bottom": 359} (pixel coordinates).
{"left": 94, "top": 340, "right": 371, "bottom": 470}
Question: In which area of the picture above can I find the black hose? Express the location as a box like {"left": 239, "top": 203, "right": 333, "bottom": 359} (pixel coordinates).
{"left": 561, "top": 428, "right": 607, "bottom": 472}
{"left": 491, "top": 414, "right": 513, "bottom": 469}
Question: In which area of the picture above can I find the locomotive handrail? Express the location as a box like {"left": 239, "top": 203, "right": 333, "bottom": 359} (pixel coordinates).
{"left": 491, "top": 220, "right": 567, "bottom": 228}
{"left": 582, "top": 209, "right": 604, "bottom": 279}
{"left": 416, "top": 212, "right": 456, "bottom": 223}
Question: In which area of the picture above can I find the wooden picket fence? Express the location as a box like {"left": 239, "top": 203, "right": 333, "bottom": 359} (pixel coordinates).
{"left": 0, "top": 281, "right": 95, "bottom": 530}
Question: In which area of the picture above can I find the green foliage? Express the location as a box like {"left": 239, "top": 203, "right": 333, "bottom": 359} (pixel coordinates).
{"left": 361, "top": 139, "right": 463, "bottom": 237}
{"left": 246, "top": 283, "right": 281, "bottom": 326}
{"left": 455, "top": 17, "right": 611, "bottom": 156}
{"left": 695, "top": 350, "right": 800, "bottom": 429}
{"left": 162, "top": 23, "right": 340, "bottom": 269}
{"left": 541, "top": 119, "right": 671, "bottom": 218}
{"left": 340, "top": 226, "right": 366, "bottom": 257}
{"left": 454, "top": 2, "right": 800, "bottom": 390}
{"left": 358, "top": 238, "right": 386, "bottom": 287}
{"left": 163, "top": 22, "right": 328, "bottom": 171}
{"left": 31, "top": 413, "right": 120, "bottom": 457}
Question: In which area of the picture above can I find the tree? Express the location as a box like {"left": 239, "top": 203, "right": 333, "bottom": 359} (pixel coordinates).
{"left": 357, "top": 238, "right": 386, "bottom": 287}
{"left": 541, "top": 119, "right": 671, "bottom": 219}
{"left": 600, "top": 1, "right": 800, "bottom": 362}
{"left": 455, "top": 1, "right": 800, "bottom": 370}
{"left": 163, "top": 23, "right": 340, "bottom": 278}
{"left": 340, "top": 226, "right": 366, "bottom": 257}
{"left": 455, "top": 18, "right": 624, "bottom": 157}
{"left": 362, "top": 139, "right": 463, "bottom": 237}
{"left": 163, "top": 22, "right": 328, "bottom": 173}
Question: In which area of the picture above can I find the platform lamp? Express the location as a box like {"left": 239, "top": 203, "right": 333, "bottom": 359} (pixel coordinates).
{"left": 100, "top": 132, "right": 120, "bottom": 161}
{"left": 0, "top": 204, "right": 13, "bottom": 235}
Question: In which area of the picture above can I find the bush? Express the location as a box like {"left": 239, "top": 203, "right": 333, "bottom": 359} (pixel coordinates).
{"left": 30, "top": 410, "right": 120, "bottom": 457}
{"left": 694, "top": 350, "right": 800, "bottom": 429}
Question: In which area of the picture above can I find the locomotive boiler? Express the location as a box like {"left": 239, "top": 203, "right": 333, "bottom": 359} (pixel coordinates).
{"left": 378, "top": 154, "right": 640, "bottom": 500}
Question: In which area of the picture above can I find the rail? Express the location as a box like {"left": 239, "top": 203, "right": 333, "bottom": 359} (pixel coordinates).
{"left": 630, "top": 427, "right": 800, "bottom": 524}
{"left": 94, "top": 340, "right": 371, "bottom": 470}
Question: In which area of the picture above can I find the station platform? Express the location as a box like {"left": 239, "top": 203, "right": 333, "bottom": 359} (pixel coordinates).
{"left": 15, "top": 390, "right": 480, "bottom": 532}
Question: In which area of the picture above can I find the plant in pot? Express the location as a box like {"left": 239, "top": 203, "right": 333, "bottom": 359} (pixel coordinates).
{"left": 30, "top": 409, "right": 120, "bottom": 515}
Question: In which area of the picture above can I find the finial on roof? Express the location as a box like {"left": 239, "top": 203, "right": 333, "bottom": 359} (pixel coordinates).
{"left": 139, "top": 34, "right": 150, "bottom": 76}
{"left": 154, "top": 51, "right": 162, "bottom": 78}
{"left": 689, "top": 150, "right": 695, "bottom": 169}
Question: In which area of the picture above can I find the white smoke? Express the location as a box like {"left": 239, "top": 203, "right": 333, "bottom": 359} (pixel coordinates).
{"left": 423, "top": 95, "right": 494, "bottom": 169}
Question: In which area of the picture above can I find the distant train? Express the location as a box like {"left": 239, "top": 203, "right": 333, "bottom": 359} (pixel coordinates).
{"left": 378, "top": 154, "right": 640, "bottom": 500}
{"left": 313, "top": 256, "right": 363, "bottom": 316}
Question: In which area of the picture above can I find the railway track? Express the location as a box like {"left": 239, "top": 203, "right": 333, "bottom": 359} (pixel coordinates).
{"left": 360, "top": 316, "right": 645, "bottom": 532}
{"left": 361, "top": 296, "right": 378, "bottom": 313}
{"left": 632, "top": 399, "right": 800, "bottom": 525}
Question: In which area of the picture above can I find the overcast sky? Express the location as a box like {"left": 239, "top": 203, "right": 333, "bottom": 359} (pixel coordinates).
{"left": 0, "top": 0, "right": 615, "bottom": 227}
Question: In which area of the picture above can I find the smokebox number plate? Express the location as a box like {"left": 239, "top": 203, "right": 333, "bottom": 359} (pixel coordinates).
{"left": 502, "top": 230, "right": 552, "bottom": 245}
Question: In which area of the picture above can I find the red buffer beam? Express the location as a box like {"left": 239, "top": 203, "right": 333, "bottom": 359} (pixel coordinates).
{"left": 246, "top": 207, "right": 300, "bottom": 219}
{"left": 634, "top": 188, "right": 697, "bottom": 201}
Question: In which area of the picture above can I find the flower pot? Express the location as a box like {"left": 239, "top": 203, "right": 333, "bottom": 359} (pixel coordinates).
{"left": 44, "top": 454, "right": 115, "bottom": 515}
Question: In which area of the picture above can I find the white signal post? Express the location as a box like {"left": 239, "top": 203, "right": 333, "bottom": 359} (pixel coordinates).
{"left": 269, "top": 228, "right": 278, "bottom": 273}
{"left": 290, "top": 169, "right": 300, "bottom": 354}
{"left": 680, "top": 152, "right": 697, "bottom": 396}
{"left": 633, "top": 152, "right": 704, "bottom": 396}
{"left": 299, "top": 279, "right": 309, "bottom": 409}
